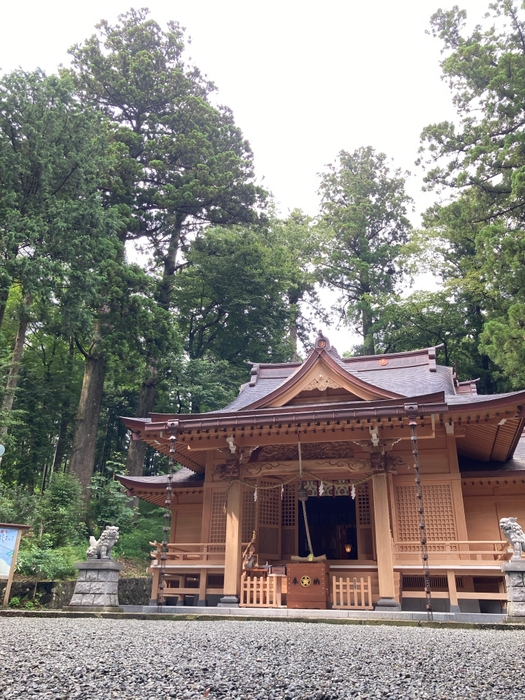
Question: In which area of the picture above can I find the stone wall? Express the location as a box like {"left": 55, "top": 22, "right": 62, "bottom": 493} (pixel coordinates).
{"left": 0, "top": 578, "right": 152, "bottom": 608}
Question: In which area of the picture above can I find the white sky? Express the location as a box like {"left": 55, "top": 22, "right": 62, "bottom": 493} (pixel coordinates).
{"left": 0, "top": 0, "right": 488, "bottom": 351}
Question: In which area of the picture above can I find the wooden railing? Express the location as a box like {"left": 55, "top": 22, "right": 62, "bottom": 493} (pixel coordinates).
{"left": 393, "top": 540, "right": 511, "bottom": 561}
{"left": 150, "top": 542, "right": 226, "bottom": 564}
{"left": 332, "top": 575, "right": 373, "bottom": 609}
{"left": 240, "top": 572, "right": 284, "bottom": 608}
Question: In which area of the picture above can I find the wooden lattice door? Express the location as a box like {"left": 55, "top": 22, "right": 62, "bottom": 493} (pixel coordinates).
{"left": 256, "top": 478, "right": 282, "bottom": 561}
{"left": 356, "top": 482, "right": 374, "bottom": 559}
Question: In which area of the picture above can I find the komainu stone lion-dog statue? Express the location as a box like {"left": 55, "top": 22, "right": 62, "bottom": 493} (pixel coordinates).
{"left": 86, "top": 525, "right": 120, "bottom": 560}
{"left": 500, "top": 517, "right": 525, "bottom": 560}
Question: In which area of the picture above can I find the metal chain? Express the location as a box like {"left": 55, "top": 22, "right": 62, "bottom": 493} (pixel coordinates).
{"left": 157, "top": 432, "right": 176, "bottom": 610}
{"left": 409, "top": 422, "right": 433, "bottom": 620}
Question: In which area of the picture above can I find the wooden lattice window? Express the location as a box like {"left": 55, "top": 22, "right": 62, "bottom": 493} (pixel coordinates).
{"left": 395, "top": 484, "right": 457, "bottom": 542}
{"left": 281, "top": 484, "right": 296, "bottom": 527}
{"left": 242, "top": 485, "right": 256, "bottom": 543}
{"left": 281, "top": 483, "right": 297, "bottom": 557}
{"left": 357, "top": 482, "right": 371, "bottom": 526}
{"left": 259, "top": 481, "right": 280, "bottom": 526}
{"left": 209, "top": 491, "right": 227, "bottom": 543}
{"left": 257, "top": 479, "right": 281, "bottom": 558}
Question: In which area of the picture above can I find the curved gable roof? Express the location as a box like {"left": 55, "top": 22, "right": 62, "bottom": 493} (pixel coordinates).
{"left": 223, "top": 337, "right": 455, "bottom": 412}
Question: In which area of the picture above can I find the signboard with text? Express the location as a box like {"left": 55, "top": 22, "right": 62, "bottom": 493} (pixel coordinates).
{"left": 0, "top": 527, "right": 18, "bottom": 578}
{"left": 0, "top": 523, "right": 30, "bottom": 607}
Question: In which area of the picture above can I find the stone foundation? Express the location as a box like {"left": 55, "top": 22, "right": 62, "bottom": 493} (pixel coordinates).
{"left": 502, "top": 560, "right": 525, "bottom": 620}
{"left": 66, "top": 560, "right": 124, "bottom": 611}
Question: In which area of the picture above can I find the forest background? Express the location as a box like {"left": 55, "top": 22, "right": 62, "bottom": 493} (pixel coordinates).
{"left": 2, "top": 1, "right": 525, "bottom": 587}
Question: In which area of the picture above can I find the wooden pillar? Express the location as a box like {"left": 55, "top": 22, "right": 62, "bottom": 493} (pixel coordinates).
{"left": 220, "top": 481, "right": 242, "bottom": 604}
{"left": 447, "top": 433, "right": 469, "bottom": 544}
{"left": 198, "top": 568, "right": 207, "bottom": 607}
{"left": 150, "top": 566, "right": 161, "bottom": 606}
{"left": 373, "top": 473, "right": 400, "bottom": 609}
{"left": 447, "top": 568, "right": 459, "bottom": 612}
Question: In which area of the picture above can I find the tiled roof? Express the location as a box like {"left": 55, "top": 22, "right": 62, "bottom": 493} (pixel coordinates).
{"left": 222, "top": 346, "right": 457, "bottom": 412}
{"left": 221, "top": 378, "right": 286, "bottom": 411}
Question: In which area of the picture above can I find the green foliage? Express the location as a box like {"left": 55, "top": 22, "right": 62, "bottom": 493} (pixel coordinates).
{"left": 36, "top": 474, "right": 86, "bottom": 547}
{"left": 418, "top": 1, "right": 525, "bottom": 390}
{"left": 115, "top": 508, "right": 165, "bottom": 561}
{"left": 0, "top": 482, "right": 38, "bottom": 525}
{"left": 480, "top": 304, "right": 525, "bottom": 387}
{"left": 87, "top": 472, "right": 135, "bottom": 535}
{"left": 67, "top": 8, "right": 265, "bottom": 265}
{"left": 16, "top": 538, "right": 81, "bottom": 580}
{"left": 318, "top": 146, "right": 413, "bottom": 355}
{"left": 176, "top": 227, "right": 293, "bottom": 367}
{"left": 0, "top": 68, "right": 121, "bottom": 324}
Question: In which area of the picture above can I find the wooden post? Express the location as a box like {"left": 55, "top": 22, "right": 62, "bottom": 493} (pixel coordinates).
{"left": 372, "top": 473, "right": 400, "bottom": 609}
{"left": 220, "top": 481, "right": 242, "bottom": 604}
{"left": 447, "top": 568, "right": 459, "bottom": 612}
{"left": 198, "top": 568, "right": 207, "bottom": 607}
{"left": 150, "top": 566, "right": 161, "bottom": 606}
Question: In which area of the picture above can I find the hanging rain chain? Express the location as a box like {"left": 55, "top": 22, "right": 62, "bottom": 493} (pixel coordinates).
{"left": 158, "top": 426, "right": 177, "bottom": 610}
{"left": 406, "top": 404, "right": 433, "bottom": 620}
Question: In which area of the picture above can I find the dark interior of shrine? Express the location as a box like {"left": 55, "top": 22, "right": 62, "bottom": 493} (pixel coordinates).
{"left": 298, "top": 495, "right": 358, "bottom": 560}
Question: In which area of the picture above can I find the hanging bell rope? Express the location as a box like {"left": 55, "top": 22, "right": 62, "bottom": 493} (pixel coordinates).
{"left": 298, "top": 437, "right": 315, "bottom": 558}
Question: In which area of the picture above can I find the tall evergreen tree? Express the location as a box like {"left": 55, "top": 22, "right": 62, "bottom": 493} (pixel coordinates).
{"left": 0, "top": 69, "right": 120, "bottom": 451}
{"left": 419, "top": 0, "right": 525, "bottom": 387}
{"left": 66, "top": 9, "right": 266, "bottom": 477}
{"left": 318, "top": 147, "right": 412, "bottom": 355}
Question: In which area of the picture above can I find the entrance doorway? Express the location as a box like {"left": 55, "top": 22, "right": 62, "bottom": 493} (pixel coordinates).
{"left": 298, "top": 496, "right": 358, "bottom": 560}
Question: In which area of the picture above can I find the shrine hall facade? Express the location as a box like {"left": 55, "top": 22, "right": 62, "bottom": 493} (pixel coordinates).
{"left": 119, "top": 334, "right": 525, "bottom": 613}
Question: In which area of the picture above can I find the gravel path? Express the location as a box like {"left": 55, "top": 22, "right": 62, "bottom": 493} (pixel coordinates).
{"left": 1, "top": 618, "right": 524, "bottom": 699}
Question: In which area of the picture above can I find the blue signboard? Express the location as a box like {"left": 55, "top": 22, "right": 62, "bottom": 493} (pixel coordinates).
{"left": 0, "top": 527, "right": 18, "bottom": 577}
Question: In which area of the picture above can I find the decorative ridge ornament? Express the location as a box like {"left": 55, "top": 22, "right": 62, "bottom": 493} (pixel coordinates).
{"left": 314, "top": 330, "right": 331, "bottom": 351}
{"left": 303, "top": 375, "right": 342, "bottom": 392}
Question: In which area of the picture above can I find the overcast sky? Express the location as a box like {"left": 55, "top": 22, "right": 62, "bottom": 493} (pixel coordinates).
{"left": 2, "top": 0, "right": 488, "bottom": 219}
{"left": 0, "top": 0, "right": 489, "bottom": 349}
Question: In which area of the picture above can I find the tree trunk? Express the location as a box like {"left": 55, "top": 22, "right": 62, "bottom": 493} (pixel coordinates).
{"left": 359, "top": 266, "right": 374, "bottom": 356}
{"left": 0, "top": 287, "right": 9, "bottom": 331}
{"left": 51, "top": 339, "right": 76, "bottom": 475}
{"left": 125, "top": 221, "right": 183, "bottom": 473}
{"left": 362, "top": 303, "right": 375, "bottom": 356}
{"left": 288, "top": 296, "right": 300, "bottom": 362}
{"left": 0, "top": 305, "right": 30, "bottom": 445}
{"left": 126, "top": 366, "right": 158, "bottom": 477}
{"left": 69, "top": 353, "right": 106, "bottom": 496}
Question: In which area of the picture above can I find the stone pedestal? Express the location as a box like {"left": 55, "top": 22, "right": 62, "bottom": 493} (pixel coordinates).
{"left": 374, "top": 598, "right": 402, "bottom": 611}
{"left": 218, "top": 595, "right": 239, "bottom": 607}
{"left": 65, "top": 560, "right": 124, "bottom": 611}
{"left": 502, "top": 560, "right": 525, "bottom": 621}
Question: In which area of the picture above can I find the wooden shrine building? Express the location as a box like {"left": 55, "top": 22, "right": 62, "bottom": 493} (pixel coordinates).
{"left": 119, "top": 333, "right": 525, "bottom": 613}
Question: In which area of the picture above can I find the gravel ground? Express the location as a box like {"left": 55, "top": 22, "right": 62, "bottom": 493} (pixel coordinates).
{"left": 1, "top": 618, "right": 525, "bottom": 699}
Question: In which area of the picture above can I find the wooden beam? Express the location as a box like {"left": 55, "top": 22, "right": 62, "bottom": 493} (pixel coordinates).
{"left": 178, "top": 423, "right": 435, "bottom": 450}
